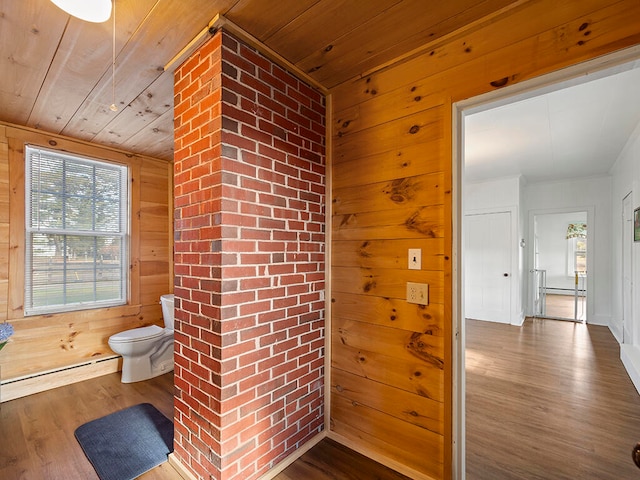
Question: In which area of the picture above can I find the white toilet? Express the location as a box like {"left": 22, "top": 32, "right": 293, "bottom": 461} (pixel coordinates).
{"left": 108, "top": 294, "right": 175, "bottom": 383}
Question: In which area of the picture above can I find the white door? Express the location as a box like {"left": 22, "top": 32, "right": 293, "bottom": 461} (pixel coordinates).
{"left": 623, "top": 193, "right": 633, "bottom": 344}
{"left": 464, "top": 211, "right": 512, "bottom": 323}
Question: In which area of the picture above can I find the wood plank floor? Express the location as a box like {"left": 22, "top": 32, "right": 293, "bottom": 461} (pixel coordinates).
{"left": 6, "top": 318, "right": 635, "bottom": 479}
{"left": 276, "top": 438, "right": 410, "bottom": 480}
{"left": 542, "top": 293, "right": 586, "bottom": 321}
{"left": 466, "top": 318, "right": 640, "bottom": 479}
{"left": 0, "top": 371, "right": 407, "bottom": 479}
{"left": 0, "top": 371, "right": 177, "bottom": 480}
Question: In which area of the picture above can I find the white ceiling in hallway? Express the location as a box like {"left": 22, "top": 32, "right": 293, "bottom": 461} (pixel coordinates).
{"left": 464, "top": 60, "right": 640, "bottom": 184}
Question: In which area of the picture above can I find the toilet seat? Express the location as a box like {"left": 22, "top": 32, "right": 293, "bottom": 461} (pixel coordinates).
{"left": 109, "top": 325, "right": 164, "bottom": 344}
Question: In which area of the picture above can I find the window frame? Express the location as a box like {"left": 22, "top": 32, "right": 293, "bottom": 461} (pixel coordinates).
{"left": 24, "top": 145, "right": 130, "bottom": 316}
{"left": 567, "top": 236, "right": 587, "bottom": 277}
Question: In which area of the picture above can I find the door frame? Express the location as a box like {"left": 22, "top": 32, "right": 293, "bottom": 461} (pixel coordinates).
{"left": 622, "top": 192, "right": 633, "bottom": 344}
{"left": 528, "top": 207, "right": 593, "bottom": 322}
{"left": 451, "top": 45, "right": 640, "bottom": 479}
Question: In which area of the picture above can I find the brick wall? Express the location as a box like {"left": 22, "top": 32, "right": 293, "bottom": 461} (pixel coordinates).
{"left": 172, "top": 30, "right": 326, "bottom": 480}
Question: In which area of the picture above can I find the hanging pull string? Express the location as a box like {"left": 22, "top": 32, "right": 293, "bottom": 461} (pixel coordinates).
{"left": 109, "top": 0, "right": 118, "bottom": 112}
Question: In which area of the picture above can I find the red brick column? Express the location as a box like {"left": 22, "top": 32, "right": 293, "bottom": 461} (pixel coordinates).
{"left": 172, "top": 29, "right": 325, "bottom": 480}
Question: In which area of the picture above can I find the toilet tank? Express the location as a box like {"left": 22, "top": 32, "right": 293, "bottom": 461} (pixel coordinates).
{"left": 160, "top": 294, "right": 174, "bottom": 330}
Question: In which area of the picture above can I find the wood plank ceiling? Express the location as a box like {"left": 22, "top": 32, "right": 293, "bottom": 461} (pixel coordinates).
{"left": 0, "top": 0, "right": 518, "bottom": 161}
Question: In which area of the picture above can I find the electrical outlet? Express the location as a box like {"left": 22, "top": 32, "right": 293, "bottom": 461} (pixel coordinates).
{"left": 407, "top": 282, "right": 429, "bottom": 305}
{"left": 408, "top": 248, "right": 421, "bottom": 270}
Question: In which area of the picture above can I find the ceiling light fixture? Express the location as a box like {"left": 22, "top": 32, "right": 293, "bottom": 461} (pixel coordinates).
{"left": 50, "top": 0, "right": 112, "bottom": 23}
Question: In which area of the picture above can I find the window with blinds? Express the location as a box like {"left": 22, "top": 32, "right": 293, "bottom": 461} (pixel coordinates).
{"left": 25, "top": 146, "right": 128, "bottom": 315}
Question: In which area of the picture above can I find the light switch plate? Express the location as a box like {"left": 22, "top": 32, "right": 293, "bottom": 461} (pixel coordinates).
{"left": 408, "top": 248, "right": 421, "bottom": 270}
{"left": 407, "top": 282, "right": 429, "bottom": 305}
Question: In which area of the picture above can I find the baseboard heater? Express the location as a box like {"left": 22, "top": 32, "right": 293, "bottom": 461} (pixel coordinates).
{"left": 546, "top": 287, "right": 586, "bottom": 296}
{"left": 0, "top": 355, "right": 121, "bottom": 403}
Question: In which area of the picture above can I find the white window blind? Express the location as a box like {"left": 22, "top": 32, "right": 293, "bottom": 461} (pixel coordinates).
{"left": 25, "top": 145, "right": 128, "bottom": 315}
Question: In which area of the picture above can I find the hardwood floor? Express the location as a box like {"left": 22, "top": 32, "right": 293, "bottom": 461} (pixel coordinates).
{"left": 8, "top": 319, "right": 633, "bottom": 480}
{"left": 543, "top": 293, "right": 586, "bottom": 321}
{"left": 466, "top": 318, "right": 640, "bottom": 479}
{"left": 0, "top": 371, "right": 406, "bottom": 480}
{"left": 0, "top": 371, "right": 177, "bottom": 480}
{"left": 276, "top": 438, "right": 411, "bottom": 480}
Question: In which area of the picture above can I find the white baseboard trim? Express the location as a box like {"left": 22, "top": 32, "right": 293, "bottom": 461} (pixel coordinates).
{"left": 0, "top": 356, "right": 120, "bottom": 402}
{"left": 609, "top": 321, "right": 623, "bottom": 344}
{"left": 511, "top": 313, "right": 525, "bottom": 327}
{"left": 589, "top": 314, "right": 611, "bottom": 327}
{"left": 620, "top": 344, "right": 640, "bottom": 395}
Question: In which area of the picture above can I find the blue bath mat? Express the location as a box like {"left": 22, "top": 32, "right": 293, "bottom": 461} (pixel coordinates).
{"left": 75, "top": 403, "right": 174, "bottom": 480}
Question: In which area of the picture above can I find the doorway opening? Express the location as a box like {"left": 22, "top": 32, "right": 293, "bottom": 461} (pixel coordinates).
{"left": 453, "top": 46, "right": 640, "bottom": 479}
{"left": 531, "top": 210, "right": 588, "bottom": 322}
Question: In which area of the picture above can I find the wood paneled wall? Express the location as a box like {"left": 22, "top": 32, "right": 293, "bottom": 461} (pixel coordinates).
{"left": 0, "top": 122, "right": 172, "bottom": 382}
{"left": 328, "top": 1, "right": 640, "bottom": 479}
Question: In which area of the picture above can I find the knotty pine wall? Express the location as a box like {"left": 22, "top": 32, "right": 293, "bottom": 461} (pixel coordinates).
{"left": 0, "top": 122, "right": 172, "bottom": 382}
{"left": 328, "top": 1, "right": 640, "bottom": 479}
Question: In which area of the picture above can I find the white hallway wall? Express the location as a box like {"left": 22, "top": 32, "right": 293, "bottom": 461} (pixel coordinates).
{"left": 465, "top": 175, "right": 612, "bottom": 325}
{"left": 611, "top": 120, "right": 640, "bottom": 391}
{"left": 524, "top": 176, "right": 612, "bottom": 325}
{"left": 464, "top": 176, "right": 525, "bottom": 324}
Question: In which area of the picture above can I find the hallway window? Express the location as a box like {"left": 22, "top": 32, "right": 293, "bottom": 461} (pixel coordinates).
{"left": 567, "top": 237, "right": 587, "bottom": 276}
{"left": 24, "top": 146, "right": 128, "bottom": 315}
{"left": 566, "top": 222, "right": 587, "bottom": 276}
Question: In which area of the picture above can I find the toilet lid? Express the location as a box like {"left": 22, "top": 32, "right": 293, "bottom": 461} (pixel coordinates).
{"left": 109, "top": 325, "right": 164, "bottom": 343}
